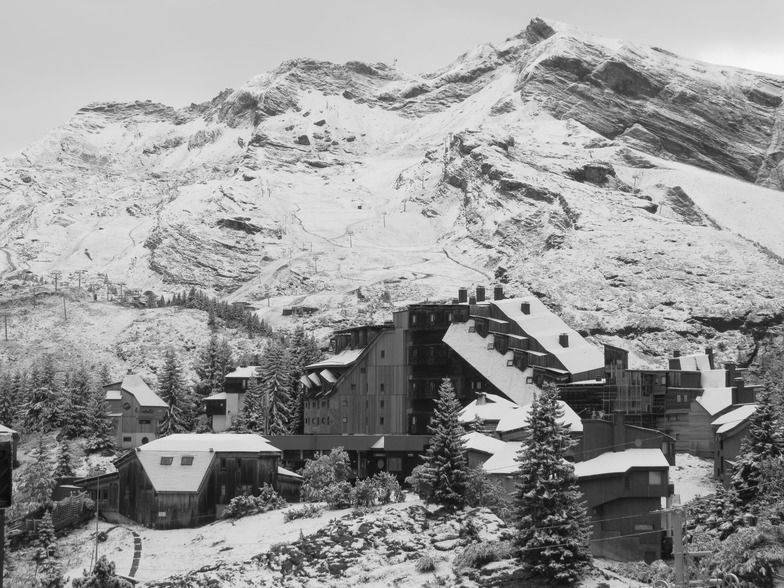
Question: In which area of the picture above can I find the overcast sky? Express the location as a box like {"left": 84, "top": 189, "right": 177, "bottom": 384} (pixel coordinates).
{"left": 2, "top": 0, "right": 783, "bottom": 156}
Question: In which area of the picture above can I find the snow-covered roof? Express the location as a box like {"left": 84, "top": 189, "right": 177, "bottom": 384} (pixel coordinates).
{"left": 461, "top": 431, "right": 509, "bottom": 455}
{"left": 278, "top": 466, "right": 302, "bottom": 479}
{"left": 695, "top": 388, "right": 733, "bottom": 416}
{"left": 673, "top": 354, "right": 712, "bottom": 372}
{"left": 0, "top": 424, "right": 17, "bottom": 437}
{"left": 495, "top": 401, "right": 583, "bottom": 434}
{"left": 306, "top": 348, "right": 364, "bottom": 369}
{"left": 121, "top": 374, "right": 168, "bottom": 408}
{"left": 443, "top": 321, "right": 537, "bottom": 406}
{"left": 204, "top": 392, "right": 227, "bottom": 401}
{"left": 105, "top": 390, "right": 122, "bottom": 401}
{"left": 573, "top": 448, "right": 669, "bottom": 478}
{"left": 712, "top": 404, "right": 757, "bottom": 434}
{"left": 491, "top": 298, "right": 604, "bottom": 375}
{"left": 482, "top": 442, "right": 523, "bottom": 475}
{"left": 136, "top": 434, "right": 280, "bottom": 493}
{"left": 319, "top": 369, "right": 338, "bottom": 383}
{"left": 459, "top": 394, "right": 519, "bottom": 423}
{"left": 225, "top": 366, "right": 260, "bottom": 379}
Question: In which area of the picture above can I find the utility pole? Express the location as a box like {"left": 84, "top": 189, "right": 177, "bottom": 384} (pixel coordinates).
{"left": 50, "top": 270, "right": 62, "bottom": 292}
{"left": 75, "top": 269, "right": 87, "bottom": 291}
{"left": 382, "top": 212, "right": 387, "bottom": 227}
{"left": 62, "top": 296, "right": 67, "bottom": 321}
{"left": 117, "top": 281, "right": 126, "bottom": 301}
{"left": 671, "top": 501, "right": 685, "bottom": 587}
{"left": 265, "top": 285, "right": 270, "bottom": 307}
{"left": 348, "top": 230, "right": 354, "bottom": 248}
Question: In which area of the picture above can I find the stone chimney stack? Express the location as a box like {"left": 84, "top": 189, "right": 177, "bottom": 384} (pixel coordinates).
{"left": 520, "top": 301, "right": 531, "bottom": 315}
{"left": 458, "top": 287, "right": 468, "bottom": 304}
{"left": 705, "top": 347, "right": 715, "bottom": 370}
{"left": 559, "top": 333, "right": 569, "bottom": 348}
{"left": 725, "top": 362, "right": 737, "bottom": 388}
{"left": 493, "top": 285, "right": 504, "bottom": 301}
{"left": 476, "top": 286, "right": 486, "bottom": 302}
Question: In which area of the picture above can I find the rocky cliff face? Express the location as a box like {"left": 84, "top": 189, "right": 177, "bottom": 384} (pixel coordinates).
{"left": 1, "top": 18, "right": 783, "bottom": 368}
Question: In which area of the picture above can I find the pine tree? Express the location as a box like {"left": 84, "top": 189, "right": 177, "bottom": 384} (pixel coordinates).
{"left": 420, "top": 378, "right": 468, "bottom": 508}
{"left": 514, "top": 383, "right": 591, "bottom": 583}
{"left": 72, "top": 555, "right": 132, "bottom": 588}
{"left": 260, "top": 343, "right": 291, "bottom": 435}
{"left": 85, "top": 383, "right": 115, "bottom": 453}
{"left": 287, "top": 326, "right": 322, "bottom": 434}
{"left": 731, "top": 386, "right": 783, "bottom": 508}
{"left": 157, "top": 348, "right": 194, "bottom": 436}
{"left": 232, "top": 376, "right": 265, "bottom": 433}
{"left": 0, "top": 370, "right": 17, "bottom": 427}
{"left": 37, "top": 510, "right": 56, "bottom": 548}
{"left": 54, "top": 441, "right": 76, "bottom": 478}
{"left": 18, "top": 435, "right": 57, "bottom": 506}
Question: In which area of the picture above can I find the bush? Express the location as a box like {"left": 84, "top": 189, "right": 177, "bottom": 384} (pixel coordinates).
{"left": 453, "top": 540, "right": 514, "bottom": 570}
{"left": 373, "top": 471, "right": 403, "bottom": 504}
{"left": 221, "top": 485, "right": 287, "bottom": 519}
{"left": 416, "top": 554, "right": 436, "bottom": 573}
{"left": 72, "top": 555, "right": 131, "bottom": 588}
{"left": 323, "top": 480, "right": 353, "bottom": 509}
{"left": 405, "top": 464, "right": 430, "bottom": 497}
{"left": 283, "top": 503, "right": 324, "bottom": 522}
{"left": 353, "top": 478, "right": 377, "bottom": 508}
{"left": 464, "top": 466, "right": 513, "bottom": 522}
{"left": 301, "top": 447, "right": 352, "bottom": 502}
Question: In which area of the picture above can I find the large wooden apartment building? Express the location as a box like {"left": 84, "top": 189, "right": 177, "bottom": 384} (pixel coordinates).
{"left": 103, "top": 374, "right": 168, "bottom": 449}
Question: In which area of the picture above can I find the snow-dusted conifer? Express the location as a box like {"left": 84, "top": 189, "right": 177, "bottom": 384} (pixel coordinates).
{"left": 514, "top": 382, "right": 591, "bottom": 582}
{"left": 157, "top": 349, "right": 194, "bottom": 436}
{"left": 232, "top": 376, "right": 265, "bottom": 433}
{"left": 260, "top": 342, "right": 292, "bottom": 435}
{"left": 85, "top": 382, "right": 115, "bottom": 453}
{"left": 18, "top": 435, "right": 57, "bottom": 506}
{"left": 420, "top": 378, "right": 468, "bottom": 508}
{"left": 54, "top": 441, "right": 76, "bottom": 478}
{"left": 731, "top": 386, "right": 783, "bottom": 507}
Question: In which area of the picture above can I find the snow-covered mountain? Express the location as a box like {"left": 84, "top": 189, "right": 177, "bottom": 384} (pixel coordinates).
{"left": 2, "top": 18, "right": 783, "bottom": 366}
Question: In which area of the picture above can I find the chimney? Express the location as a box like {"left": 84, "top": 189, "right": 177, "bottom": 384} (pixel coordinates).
{"left": 559, "top": 333, "right": 569, "bottom": 348}
{"left": 613, "top": 411, "right": 626, "bottom": 452}
{"left": 458, "top": 287, "right": 468, "bottom": 304}
{"left": 732, "top": 377, "right": 744, "bottom": 405}
{"left": 477, "top": 392, "right": 487, "bottom": 406}
{"left": 705, "top": 347, "right": 715, "bottom": 370}
{"left": 724, "top": 362, "right": 736, "bottom": 388}
{"left": 494, "top": 285, "right": 504, "bottom": 301}
{"left": 126, "top": 368, "right": 133, "bottom": 375}
{"left": 673, "top": 350, "right": 680, "bottom": 358}
{"left": 469, "top": 295, "right": 477, "bottom": 305}
{"left": 476, "top": 286, "right": 486, "bottom": 302}
{"left": 520, "top": 301, "right": 531, "bottom": 315}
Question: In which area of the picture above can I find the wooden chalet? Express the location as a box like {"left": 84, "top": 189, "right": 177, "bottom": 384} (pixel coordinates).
{"left": 112, "top": 433, "right": 283, "bottom": 529}
{"left": 103, "top": 374, "right": 168, "bottom": 449}
{"left": 712, "top": 404, "right": 757, "bottom": 486}
{"left": 205, "top": 366, "right": 260, "bottom": 432}
{"left": 482, "top": 413, "right": 674, "bottom": 563}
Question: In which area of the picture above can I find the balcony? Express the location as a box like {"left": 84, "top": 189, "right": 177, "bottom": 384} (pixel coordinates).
{"left": 409, "top": 345, "right": 450, "bottom": 365}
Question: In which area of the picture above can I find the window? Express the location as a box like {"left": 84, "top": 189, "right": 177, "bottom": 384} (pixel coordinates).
{"left": 388, "top": 457, "right": 402, "bottom": 471}
{"left": 661, "top": 442, "right": 669, "bottom": 455}
{"left": 160, "top": 457, "right": 173, "bottom": 466}
{"left": 623, "top": 475, "right": 630, "bottom": 490}
{"left": 123, "top": 436, "right": 132, "bottom": 443}
{"left": 380, "top": 350, "right": 385, "bottom": 358}
{"left": 380, "top": 417, "right": 385, "bottom": 425}
{"left": 351, "top": 384, "right": 357, "bottom": 391}
{"left": 220, "top": 458, "right": 227, "bottom": 471}
{"left": 380, "top": 383, "right": 385, "bottom": 392}
{"left": 380, "top": 399, "right": 385, "bottom": 408}
{"left": 305, "top": 418, "right": 309, "bottom": 424}
{"left": 304, "top": 401, "right": 309, "bottom": 409}
{"left": 526, "top": 377, "right": 533, "bottom": 384}
{"left": 634, "top": 524, "right": 655, "bottom": 531}
{"left": 648, "top": 471, "right": 663, "bottom": 485}
{"left": 138, "top": 419, "right": 151, "bottom": 425}
{"left": 342, "top": 399, "right": 348, "bottom": 407}
{"left": 321, "top": 417, "right": 326, "bottom": 424}
{"left": 181, "top": 456, "right": 194, "bottom": 466}
{"left": 321, "top": 400, "right": 327, "bottom": 408}
{"left": 360, "top": 367, "right": 366, "bottom": 374}
{"left": 342, "top": 417, "right": 348, "bottom": 423}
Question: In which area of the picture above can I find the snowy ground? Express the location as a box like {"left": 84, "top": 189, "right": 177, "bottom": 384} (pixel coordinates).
{"left": 669, "top": 452, "right": 717, "bottom": 504}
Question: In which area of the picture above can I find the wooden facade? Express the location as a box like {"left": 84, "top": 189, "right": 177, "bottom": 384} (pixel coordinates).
{"left": 111, "top": 434, "right": 282, "bottom": 529}
{"left": 103, "top": 374, "right": 167, "bottom": 449}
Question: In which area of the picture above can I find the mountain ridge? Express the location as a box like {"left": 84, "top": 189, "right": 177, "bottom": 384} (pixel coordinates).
{"left": 1, "top": 17, "right": 784, "bottom": 369}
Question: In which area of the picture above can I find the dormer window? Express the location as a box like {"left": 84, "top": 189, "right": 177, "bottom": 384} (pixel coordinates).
{"left": 160, "top": 457, "right": 173, "bottom": 465}
{"left": 181, "top": 456, "right": 194, "bottom": 466}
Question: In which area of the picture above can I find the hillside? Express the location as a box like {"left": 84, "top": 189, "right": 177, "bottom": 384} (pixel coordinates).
{"left": 1, "top": 18, "right": 784, "bottom": 368}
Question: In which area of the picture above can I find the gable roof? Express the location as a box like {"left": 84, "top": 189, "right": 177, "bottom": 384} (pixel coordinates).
{"left": 225, "top": 366, "right": 260, "bottom": 379}
{"left": 458, "top": 394, "right": 519, "bottom": 423}
{"left": 461, "top": 431, "right": 509, "bottom": 455}
{"left": 482, "top": 442, "right": 523, "bottom": 475}
{"left": 495, "top": 401, "right": 583, "bottom": 434}
{"left": 120, "top": 374, "right": 168, "bottom": 408}
{"left": 443, "top": 321, "right": 537, "bottom": 406}
{"left": 306, "top": 348, "right": 364, "bottom": 370}
{"left": 573, "top": 448, "right": 669, "bottom": 478}
{"left": 712, "top": 404, "right": 757, "bottom": 435}
{"left": 134, "top": 433, "right": 280, "bottom": 493}
{"left": 695, "top": 387, "right": 733, "bottom": 416}
{"left": 491, "top": 298, "right": 604, "bottom": 375}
